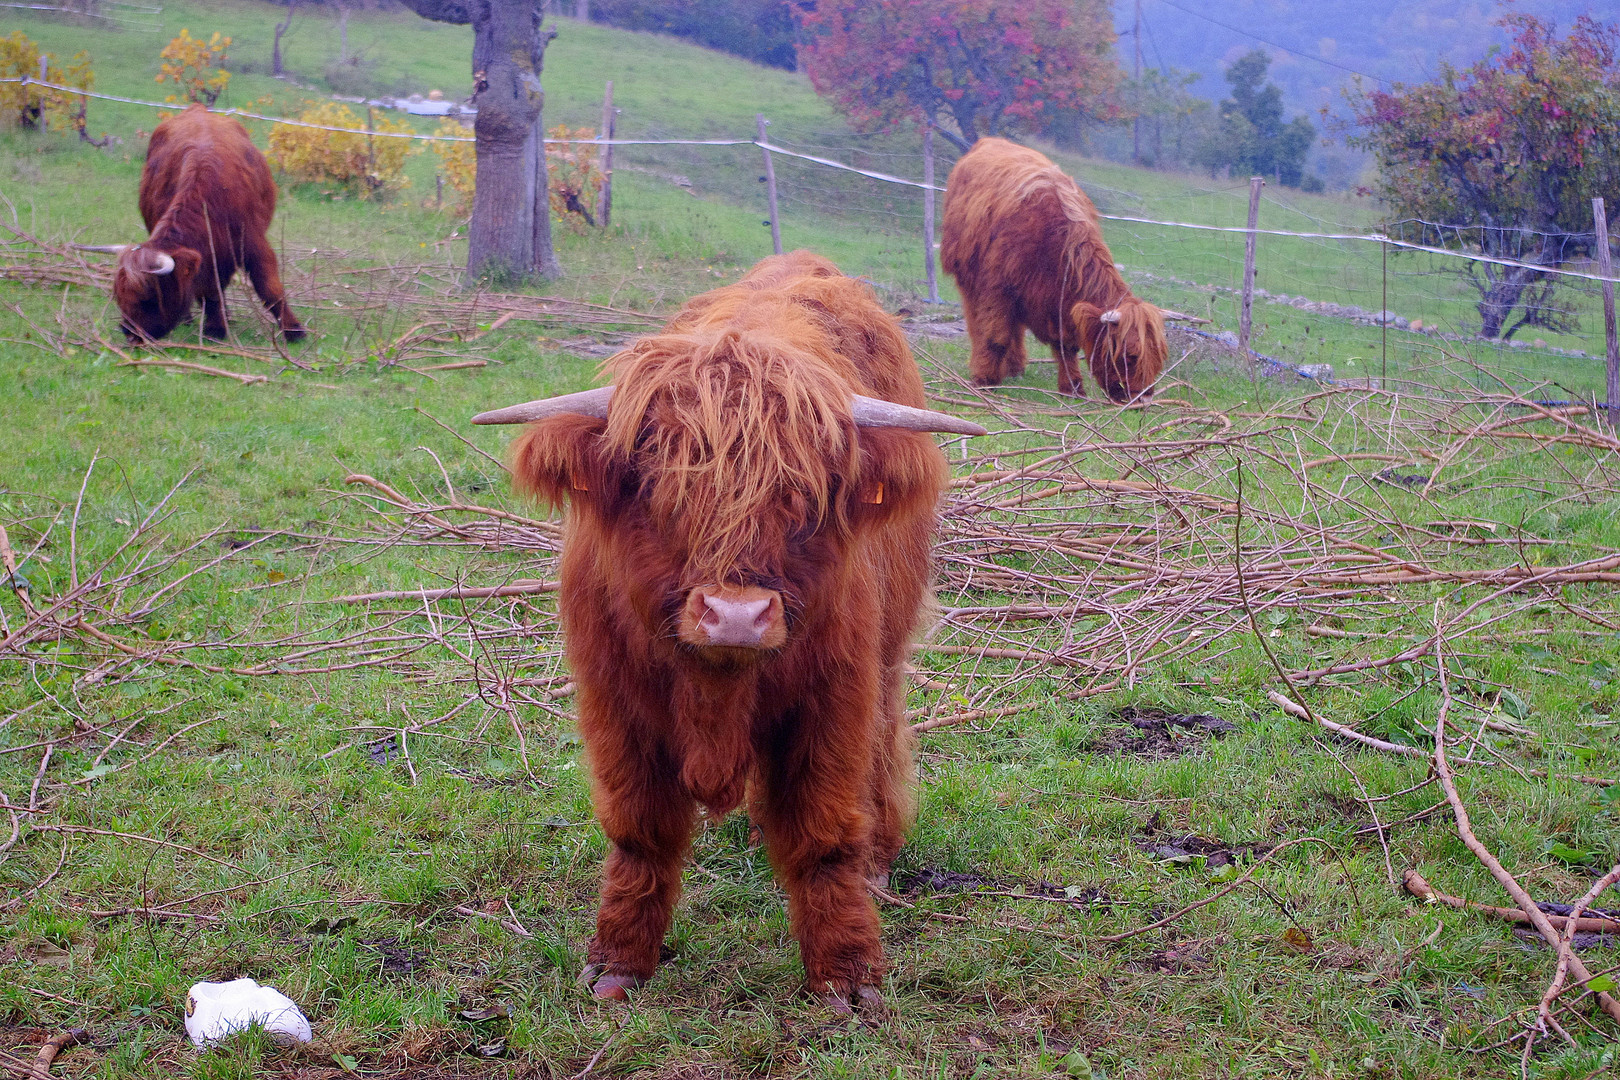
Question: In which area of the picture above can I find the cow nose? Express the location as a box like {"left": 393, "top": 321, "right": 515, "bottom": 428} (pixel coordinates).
{"left": 680, "top": 585, "right": 786, "bottom": 650}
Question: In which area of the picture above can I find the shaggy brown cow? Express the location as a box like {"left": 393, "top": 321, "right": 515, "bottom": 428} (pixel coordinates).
{"left": 941, "top": 137, "right": 1167, "bottom": 402}
{"left": 473, "top": 251, "right": 984, "bottom": 1014}
{"left": 82, "top": 106, "right": 304, "bottom": 342}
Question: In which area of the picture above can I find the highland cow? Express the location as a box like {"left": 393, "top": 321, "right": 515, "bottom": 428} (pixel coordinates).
{"left": 80, "top": 106, "right": 305, "bottom": 343}
{"left": 941, "top": 137, "right": 1170, "bottom": 402}
{"left": 473, "top": 251, "right": 984, "bottom": 1015}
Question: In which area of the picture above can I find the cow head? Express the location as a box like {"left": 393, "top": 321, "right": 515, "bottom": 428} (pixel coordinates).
{"left": 110, "top": 244, "right": 202, "bottom": 342}
{"left": 482, "top": 337, "right": 980, "bottom": 668}
{"left": 1072, "top": 296, "right": 1167, "bottom": 404}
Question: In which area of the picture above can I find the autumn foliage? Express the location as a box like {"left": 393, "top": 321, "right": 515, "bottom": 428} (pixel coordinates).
{"left": 795, "top": 0, "right": 1121, "bottom": 150}
{"left": 429, "top": 122, "right": 603, "bottom": 227}
{"left": 267, "top": 103, "right": 417, "bottom": 199}
{"left": 156, "top": 29, "right": 231, "bottom": 106}
{"left": 0, "top": 32, "right": 94, "bottom": 138}
{"left": 1344, "top": 14, "right": 1620, "bottom": 338}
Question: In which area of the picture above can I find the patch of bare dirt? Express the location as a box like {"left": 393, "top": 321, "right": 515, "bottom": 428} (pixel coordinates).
{"left": 1086, "top": 707, "right": 1235, "bottom": 760}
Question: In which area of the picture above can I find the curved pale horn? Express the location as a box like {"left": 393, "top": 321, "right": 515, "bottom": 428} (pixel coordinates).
{"left": 1156, "top": 307, "right": 1210, "bottom": 324}
{"left": 1098, "top": 309, "right": 1122, "bottom": 324}
{"left": 473, "top": 386, "right": 986, "bottom": 437}
{"left": 148, "top": 251, "right": 176, "bottom": 276}
{"left": 472, "top": 385, "right": 615, "bottom": 425}
{"left": 850, "top": 395, "right": 987, "bottom": 436}
{"left": 69, "top": 243, "right": 130, "bottom": 254}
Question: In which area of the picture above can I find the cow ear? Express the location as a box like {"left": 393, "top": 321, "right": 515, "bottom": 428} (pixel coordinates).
{"left": 509, "top": 413, "right": 612, "bottom": 511}
{"left": 169, "top": 247, "right": 203, "bottom": 284}
{"left": 1071, "top": 300, "right": 1105, "bottom": 339}
{"left": 852, "top": 428, "right": 949, "bottom": 521}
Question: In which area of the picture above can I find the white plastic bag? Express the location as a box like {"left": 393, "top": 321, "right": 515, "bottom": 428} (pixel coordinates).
{"left": 184, "top": 978, "right": 313, "bottom": 1048}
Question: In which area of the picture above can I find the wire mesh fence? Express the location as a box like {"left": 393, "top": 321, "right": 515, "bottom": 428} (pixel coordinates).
{"left": 3, "top": 74, "right": 1618, "bottom": 402}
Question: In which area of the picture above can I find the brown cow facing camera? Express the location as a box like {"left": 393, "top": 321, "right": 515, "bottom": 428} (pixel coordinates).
{"left": 474, "top": 251, "right": 984, "bottom": 1015}
{"left": 80, "top": 106, "right": 305, "bottom": 343}
{"left": 941, "top": 137, "right": 1177, "bottom": 403}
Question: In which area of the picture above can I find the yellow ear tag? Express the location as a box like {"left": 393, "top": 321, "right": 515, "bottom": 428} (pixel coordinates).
{"left": 861, "top": 482, "right": 884, "bottom": 505}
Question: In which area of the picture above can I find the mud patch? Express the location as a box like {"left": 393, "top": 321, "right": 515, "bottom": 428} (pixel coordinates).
{"left": 898, "top": 867, "right": 1107, "bottom": 905}
{"left": 359, "top": 937, "right": 430, "bottom": 978}
{"left": 1087, "top": 707, "right": 1235, "bottom": 760}
{"left": 1133, "top": 943, "right": 1209, "bottom": 974}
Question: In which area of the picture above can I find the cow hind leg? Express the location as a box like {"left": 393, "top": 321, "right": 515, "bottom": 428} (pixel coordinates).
{"left": 962, "top": 297, "right": 1026, "bottom": 386}
{"left": 244, "top": 244, "right": 307, "bottom": 341}
{"left": 865, "top": 662, "right": 915, "bottom": 890}
{"left": 584, "top": 759, "right": 696, "bottom": 1000}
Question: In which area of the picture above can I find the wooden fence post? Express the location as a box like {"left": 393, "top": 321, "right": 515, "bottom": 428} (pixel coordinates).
{"left": 756, "top": 114, "right": 782, "bottom": 256}
{"left": 1595, "top": 197, "right": 1619, "bottom": 423}
{"left": 596, "top": 80, "right": 615, "bottom": 228}
{"left": 923, "top": 127, "right": 940, "bottom": 303}
{"left": 1239, "top": 175, "right": 1263, "bottom": 354}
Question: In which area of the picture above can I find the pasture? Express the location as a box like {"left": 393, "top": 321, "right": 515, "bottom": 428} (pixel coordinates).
{"left": 3, "top": 3, "right": 1620, "bottom": 1078}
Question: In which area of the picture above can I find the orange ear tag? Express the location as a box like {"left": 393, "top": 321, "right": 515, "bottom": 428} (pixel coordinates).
{"left": 570, "top": 472, "right": 589, "bottom": 492}
{"left": 860, "top": 482, "right": 884, "bottom": 505}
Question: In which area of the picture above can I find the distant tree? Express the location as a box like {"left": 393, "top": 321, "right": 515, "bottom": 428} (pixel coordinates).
{"left": 1197, "top": 50, "right": 1316, "bottom": 188}
{"left": 1345, "top": 14, "right": 1620, "bottom": 339}
{"left": 591, "top": 0, "right": 797, "bottom": 70}
{"left": 395, "top": 0, "right": 562, "bottom": 282}
{"left": 272, "top": 0, "right": 297, "bottom": 79}
{"left": 795, "top": 0, "right": 1121, "bottom": 152}
{"left": 1114, "top": 68, "right": 1212, "bottom": 169}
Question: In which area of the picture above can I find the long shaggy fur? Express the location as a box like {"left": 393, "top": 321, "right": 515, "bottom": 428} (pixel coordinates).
{"left": 509, "top": 251, "right": 948, "bottom": 1003}
{"left": 113, "top": 106, "right": 305, "bottom": 342}
{"left": 940, "top": 137, "right": 1165, "bottom": 402}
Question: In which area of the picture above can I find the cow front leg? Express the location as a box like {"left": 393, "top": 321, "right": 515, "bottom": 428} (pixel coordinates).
{"left": 1054, "top": 344, "right": 1088, "bottom": 397}
{"left": 753, "top": 720, "right": 886, "bottom": 1015}
{"left": 583, "top": 750, "right": 696, "bottom": 1000}
{"left": 244, "top": 245, "right": 307, "bottom": 341}
{"left": 200, "top": 295, "right": 228, "bottom": 341}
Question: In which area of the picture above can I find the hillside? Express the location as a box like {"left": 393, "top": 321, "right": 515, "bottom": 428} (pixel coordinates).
{"left": 1114, "top": 0, "right": 1599, "bottom": 115}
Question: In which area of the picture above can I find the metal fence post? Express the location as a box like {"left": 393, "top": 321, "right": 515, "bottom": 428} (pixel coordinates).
{"left": 1595, "top": 197, "right": 1619, "bottom": 423}
{"left": 1239, "top": 176, "right": 1263, "bottom": 354}
{"left": 923, "top": 127, "right": 939, "bottom": 303}
{"left": 756, "top": 114, "right": 782, "bottom": 256}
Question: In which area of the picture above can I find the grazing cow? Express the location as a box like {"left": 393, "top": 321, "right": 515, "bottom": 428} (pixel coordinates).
{"left": 941, "top": 137, "right": 1169, "bottom": 402}
{"left": 81, "top": 106, "right": 305, "bottom": 342}
{"left": 473, "top": 251, "right": 984, "bottom": 1014}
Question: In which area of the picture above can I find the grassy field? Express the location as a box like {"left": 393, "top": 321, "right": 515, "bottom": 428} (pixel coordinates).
{"left": 4, "top": 5, "right": 1620, "bottom": 1080}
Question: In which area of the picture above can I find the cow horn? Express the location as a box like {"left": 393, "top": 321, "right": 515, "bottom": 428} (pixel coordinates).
{"left": 1156, "top": 307, "right": 1211, "bottom": 324}
{"left": 471, "top": 385, "right": 615, "bottom": 425}
{"left": 473, "top": 386, "right": 987, "bottom": 437}
{"left": 1098, "top": 309, "right": 1122, "bottom": 324}
{"left": 147, "top": 251, "right": 176, "bottom": 276}
{"left": 69, "top": 243, "right": 130, "bottom": 254}
{"left": 850, "top": 395, "right": 988, "bottom": 436}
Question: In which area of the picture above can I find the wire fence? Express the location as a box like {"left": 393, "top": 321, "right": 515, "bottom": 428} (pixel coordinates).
{"left": 4, "top": 75, "right": 1618, "bottom": 401}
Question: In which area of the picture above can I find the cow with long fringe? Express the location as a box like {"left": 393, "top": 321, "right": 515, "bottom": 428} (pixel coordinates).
{"left": 941, "top": 137, "right": 1170, "bottom": 402}
{"left": 472, "top": 251, "right": 984, "bottom": 1015}
{"left": 80, "top": 106, "right": 305, "bottom": 343}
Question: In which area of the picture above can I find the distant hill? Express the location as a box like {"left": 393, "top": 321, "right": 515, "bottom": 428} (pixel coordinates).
{"left": 1115, "top": 0, "right": 1600, "bottom": 116}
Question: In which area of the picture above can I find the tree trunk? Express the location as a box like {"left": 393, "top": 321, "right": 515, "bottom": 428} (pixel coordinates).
{"left": 1476, "top": 234, "right": 1559, "bottom": 339}
{"left": 338, "top": 4, "right": 349, "bottom": 63}
{"left": 397, "top": 0, "right": 561, "bottom": 284}
{"left": 575, "top": 0, "right": 587, "bottom": 21}
{"left": 273, "top": 0, "right": 296, "bottom": 79}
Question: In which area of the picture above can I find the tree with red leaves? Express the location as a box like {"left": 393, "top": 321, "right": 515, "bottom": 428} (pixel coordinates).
{"left": 1345, "top": 14, "right": 1620, "bottom": 339}
{"left": 795, "top": 0, "right": 1120, "bottom": 153}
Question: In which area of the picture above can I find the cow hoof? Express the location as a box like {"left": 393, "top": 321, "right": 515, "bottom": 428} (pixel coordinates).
{"left": 816, "top": 984, "right": 888, "bottom": 1021}
{"left": 578, "top": 964, "right": 643, "bottom": 1001}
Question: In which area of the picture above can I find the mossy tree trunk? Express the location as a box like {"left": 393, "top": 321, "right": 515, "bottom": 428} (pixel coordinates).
{"left": 396, "top": 0, "right": 562, "bottom": 283}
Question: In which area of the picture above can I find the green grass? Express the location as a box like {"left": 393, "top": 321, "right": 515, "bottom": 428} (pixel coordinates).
{"left": 3, "top": 5, "right": 1620, "bottom": 1079}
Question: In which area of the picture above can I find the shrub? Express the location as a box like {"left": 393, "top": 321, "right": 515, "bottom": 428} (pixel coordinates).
{"left": 429, "top": 118, "right": 475, "bottom": 213}
{"left": 546, "top": 125, "right": 603, "bottom": 228}
{"left": 267, "top": 102, "right": 418, "bottom": 199}
{"left": 156, "top": 29, "right": 231, "bottom": 105}
{"left": 0, "top": 31, "right": 95, "bottom": 137}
